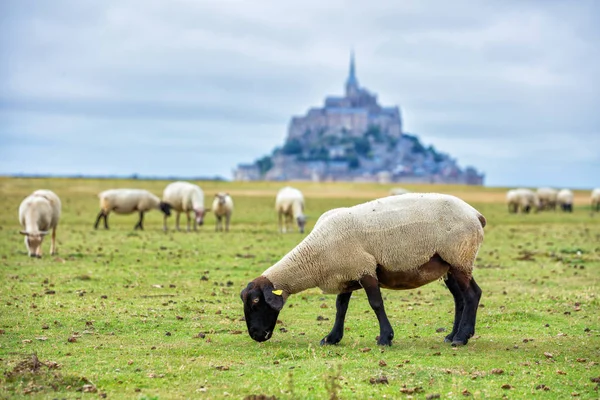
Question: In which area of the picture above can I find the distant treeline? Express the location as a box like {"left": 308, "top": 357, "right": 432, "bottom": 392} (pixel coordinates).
{"left": 2, "top": 173, "right": 228, "bottom": 181}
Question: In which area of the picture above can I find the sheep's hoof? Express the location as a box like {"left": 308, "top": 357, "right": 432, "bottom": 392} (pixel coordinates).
{"left": 320, "top": 336, "right": 341, "bottom": 346}
{"left": 451, "top": 339, "right": 468, "bottom": 347}
{"left": 376, "top": 334, "right": 393, "bottom": 346}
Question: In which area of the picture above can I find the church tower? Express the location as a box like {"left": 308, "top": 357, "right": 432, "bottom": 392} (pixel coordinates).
{"left": 345, "top": 50, "right": 359, "bottom": 97}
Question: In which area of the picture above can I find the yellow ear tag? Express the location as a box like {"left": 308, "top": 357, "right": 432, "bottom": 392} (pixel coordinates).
{"left": 272, "top": 289, "right": 283, "bottom": 296}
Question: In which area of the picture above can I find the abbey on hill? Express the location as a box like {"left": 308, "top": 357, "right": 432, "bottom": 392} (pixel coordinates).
{"left": 234, "top": 53, "right": 484, "bottom": 185}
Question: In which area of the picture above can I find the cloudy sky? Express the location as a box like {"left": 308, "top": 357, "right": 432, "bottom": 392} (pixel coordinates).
{"left": 1, "top": 0, "right": 599, "bottom": 188}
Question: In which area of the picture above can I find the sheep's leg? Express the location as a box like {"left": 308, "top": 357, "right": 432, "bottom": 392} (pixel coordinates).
{"left": 175, "top": 213, "right": 181, "bottom": 231}
{"left": 447, "top": 271, "right": 481, "bottom": 346}
{"left": 50, "top": 227, "right": 57, "bottom": 255}
{"left": 215, "top": 216, "right": 221, "bottom": 232}
{"left": 94, "top": 211, "right": 106, "bottom": 229}
{"left": 360, "top": 275, "right": 394, "bottom": 346}
{"left": 163, "top": 213, "right": 169, "bottom": 232}
{"left": 278, "top": 212, "right": 284, "bottom": 233}
{"left": 134, "top": 211, "right": 144, "bottom": 230}
{"left": 320, "top": 292, "right": 352, "bottom": 345}
{"left": 225, "top": 214, "right": 230, "bottom": 232}
{"left": 186, "top": 211, "right": 191, "bottom": 232}
{"left": 443, "top": 273, "right": 464, "bottom": 343}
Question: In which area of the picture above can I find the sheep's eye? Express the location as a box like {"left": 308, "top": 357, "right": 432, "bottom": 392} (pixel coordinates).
{"left": 252, "top": 298, "right": 259, "bottom": 304}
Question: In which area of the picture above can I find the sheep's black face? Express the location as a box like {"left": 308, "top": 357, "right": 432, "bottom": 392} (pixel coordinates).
{"left": 240, "top": 278, "right": 285, "bottom": 342}
{"left": 160, "top": 202, "right": 172, "bottom": 216}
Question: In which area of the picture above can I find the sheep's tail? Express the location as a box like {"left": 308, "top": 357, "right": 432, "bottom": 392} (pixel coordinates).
{"left": 477, "top": 213, "right": 487, "bottom": 228}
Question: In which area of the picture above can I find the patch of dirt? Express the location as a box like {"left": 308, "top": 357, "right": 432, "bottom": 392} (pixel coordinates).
{"left": 243, "top": 395, "right": 277, "bottom": 400}
{"left": 2, "top": 354, "right": 96, "bottom": 395}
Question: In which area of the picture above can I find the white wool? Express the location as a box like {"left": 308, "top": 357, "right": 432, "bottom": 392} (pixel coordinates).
{"left": 19, "top": 190, "right": 61, "bottom": 233}
{"left": 212, "top": 193, "right": 234, "bottom": 217}
{"left": 507, "top": 188, "right": 538, "bottom": 212}
{"left": 275, "top": 186, "right": 306, "bottom": 232}
{"left": 556, "top": 189, "right": 574, "bottom": 205}
{"left": 263, "top": 193, "right": 485, "bottom": 295}
{"left": 162, "top": 181, "right": 205, "bottom": 213}
{"left": 536, "top": 187, "right": 558, "bottom": 210}
{"left": 18, "top": 189, "right": 62, "bottom": 256}
{"left": 98, "top": 189, "right": 161, "bottom": 214}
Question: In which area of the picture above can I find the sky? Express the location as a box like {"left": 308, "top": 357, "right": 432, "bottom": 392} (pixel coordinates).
{"left": 1, "top": 0, "right": 599, "bottom": 188}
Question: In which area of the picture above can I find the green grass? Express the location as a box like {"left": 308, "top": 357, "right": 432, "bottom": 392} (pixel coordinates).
{"left": 0, "top": 177, "right": 599, "bottom": 399}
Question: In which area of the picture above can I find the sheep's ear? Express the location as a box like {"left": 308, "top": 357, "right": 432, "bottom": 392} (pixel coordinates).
{"left": 19, "top": 230, "right": 29, "bottom": 236}
{"left": 263, "top": 287, "right": 285, "bottom": 311}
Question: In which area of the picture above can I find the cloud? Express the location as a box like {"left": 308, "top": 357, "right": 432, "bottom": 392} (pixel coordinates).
{"left": 1, "top": 0, "right": 599, "bottom": 187}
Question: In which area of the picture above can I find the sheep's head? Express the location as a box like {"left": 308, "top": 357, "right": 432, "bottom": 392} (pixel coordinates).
{"left": 296, "top": 215, "right": 307, "bottom": 233}
{"left": 215, "top": 193, "right": 228, "bottom": 206}
{"left": 159, "top": 202, "right": 172, "bottom": 216}
{"left": 240, "top": 277, "right": 286, "bottom": 342}
{"left": 20, "top": 230, "right": 47, "bottom": 258}
{"left": 194, "top": 208, "right": 207, "bottom": 225}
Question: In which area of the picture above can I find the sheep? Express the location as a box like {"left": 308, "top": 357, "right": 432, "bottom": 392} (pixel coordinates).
{"left": 592, "top": 188, "right": 600, "bottom": 212}
{"left": 389, "top": 187, "right": 410, "bottom": 196}
{"left": 94, "top": 189, "right": 171, "bottom": 230}
{"left": 241, "top": 193, "right": 486, "bottom": 347}
{"left": 212, "top": 192, "right": 234, "bottom": 232}
{"left": 162, "top": 181, "right": 208, "bottom": 231}
{"left": 18, "top": 189, "right": 61, "bottom": 258}
{"left": 506, "top": 188, "right": 539, "bottom": 214}
{"left": 557, "top": 188, "right": 574, "bottom": 212}
{"left": 275, "top": 186, "right": 306, "bottom": 233}
{"left": 536, "top": 187, "right": 558, "bottom": 211}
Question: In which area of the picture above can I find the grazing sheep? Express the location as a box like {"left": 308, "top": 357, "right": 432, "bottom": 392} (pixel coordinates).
{"left": 507, "top": 188, "right": 538, "bottom": 214}
{"left": 162, "top": 181, "right": 207, "bottom": 231}
{"left": 592, "top": 188, "right": 600, "bottom": 212}
{"left": 275, "top": 186, "right": 306, "bottom": 233}
{"left": 557, "top": 189, "right": 574, "bottom": 212}
{"left": 389, "top": 187, "right": 410, "bottom": 196}
{"left": 241, "top": 193, "right": 486, "bottom": 347}
{"left": 94, "top": 189, "right": 171, "bottom": 230}
{"left": 19, "top": 190, "right": 61, "bottom": 258}
{"left": 212, "top": 192, "right": 234, "bottom": 232}
{"left": 536, "top": 187, "right": 558, "bottom": 211}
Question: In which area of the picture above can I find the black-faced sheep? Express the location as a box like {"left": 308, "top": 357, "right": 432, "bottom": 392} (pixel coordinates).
{"left": 94, "top": 189, "right": 171, "bottom": 230}
{"left": 275, "top": 186, "right": 306, "bottom": 233}
{"left": 162, "top": 181, "right": 207, "bottom": 231}
{"left": 212, "top": 192, "right": 233, "bottom": 232}
{"left": 19, "top": 190, "right": 61, "bottom": 258}
{"left": 557, "top": 189, "right": 574, "bottom": 212}
{"left": 241, "top": 193, "right": 486, "bottom": 347}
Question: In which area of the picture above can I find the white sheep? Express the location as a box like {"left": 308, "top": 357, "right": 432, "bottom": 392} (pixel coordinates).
{"left": 162, "top": 181, "right": 207, "bottom": 231}
{"left": 389, "top": 187, "right": 410, "bottom": 196}
{"left": 591, "top": 188, "right": 600, "bottom": 212}
{"left": 212, "top": 192, "right": 234, "bottom": 232}
{"left": 94, "top": 189, "right": 171, "bottom": 230}
{"left": 241, "top": 193, "right": 486, "bottom": 347}
{"left": 18, "top": 189, "right": 61, "bottom": 258}
{"left": 275, "top": 186, "right": 306, "bottom": 233}
{"left": 557, "top": 188, "right": 574, "bottom": 212}
{"left": 506, "top": 188, "right": 538, "bottom": 214}
{"left": 536, "top": 187, "right": 558, "bottom": 211}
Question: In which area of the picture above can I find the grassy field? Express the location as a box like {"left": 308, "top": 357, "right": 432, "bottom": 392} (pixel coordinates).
{"left": 0, "top": 177, "right": 599, "bottom": 399}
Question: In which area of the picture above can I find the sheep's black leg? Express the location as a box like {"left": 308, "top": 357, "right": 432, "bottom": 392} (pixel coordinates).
{"left": 320, "top": 292, "right": 352, "bottom": 345}
{"left": 94, "top": 211, "right": 105, "bottom": 229}
{"left": 443, "top": 273, "right": 464, "bottom": 343}
{"left": 449, "top": 272, "right": 482, "bottom": 346}
{"left": 360, "top": 275, "right": 394, "bottom": 346}
{"left": 134, "top": 211, "right": 144, "bottom": 230}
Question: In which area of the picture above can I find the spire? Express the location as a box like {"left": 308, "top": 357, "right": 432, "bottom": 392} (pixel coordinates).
{"left": 345, "top": 50, "right": 359, "bottom": 95}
